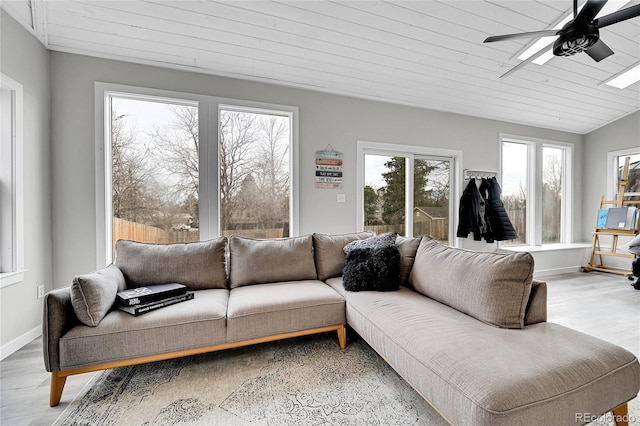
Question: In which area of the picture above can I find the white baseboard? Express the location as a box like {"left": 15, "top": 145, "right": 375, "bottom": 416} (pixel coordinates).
{"left": 534, "top": 266, "right": 583, "bottom": 278}
{"left": 0, "top": 325, "right": 41, "bottom": 361}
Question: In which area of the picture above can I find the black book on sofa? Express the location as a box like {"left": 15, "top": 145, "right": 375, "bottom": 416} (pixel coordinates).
{"left": 118, "top": 292, "right": 194, "bottom": 316}
{"left": 116, "top": 283, "right": 187, "bottom": 307}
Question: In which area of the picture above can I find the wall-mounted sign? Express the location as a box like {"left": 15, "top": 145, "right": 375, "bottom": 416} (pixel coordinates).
{"left": 315, "top": 145, "right": 343, "bottom": 189}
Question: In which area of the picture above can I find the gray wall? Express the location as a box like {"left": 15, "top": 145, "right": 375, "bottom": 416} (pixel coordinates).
{"left": 49, "top": 52, "right": 584, "bottom": 287}
{"left": 0, "top": 10, "right": 52, "bottom": 349}
{"left": 582, "top": 111, "right": 640, "bottom": 249}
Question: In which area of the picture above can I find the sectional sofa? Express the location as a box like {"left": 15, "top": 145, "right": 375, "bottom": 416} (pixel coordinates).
{"left": 43, "top": 233, "right": 640, "bottom": 425}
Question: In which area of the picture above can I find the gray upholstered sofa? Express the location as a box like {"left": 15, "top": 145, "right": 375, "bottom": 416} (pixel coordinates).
{"left": 43, "top": 232, "right": 640, "bottom": 426}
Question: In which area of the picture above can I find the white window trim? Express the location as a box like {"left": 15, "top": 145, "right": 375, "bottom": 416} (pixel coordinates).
{"left": 607, "top": 147, "right": 640, "bottom": 199}
{"left": 95, "top": 82, "right": 299, "bottom": 266}
{"left": 499, "top": 133, "right": 574, "bottom": 247}
{"left": 356, "top": 140, "right": 463, "bottom": 246}
{"left": 0, "top": 73, "right": 26, "bottom": 288}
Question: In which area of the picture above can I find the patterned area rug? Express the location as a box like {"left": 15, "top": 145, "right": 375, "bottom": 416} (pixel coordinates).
{"left": 53, "top": 334, "right": 446, "bottom": 426}
{"left": 53, "top": 333, "right": 638, "bottom": 426}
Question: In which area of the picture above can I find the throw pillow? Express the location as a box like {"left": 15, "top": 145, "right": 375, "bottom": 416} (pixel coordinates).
{"left": 395, "top": 235, "right": 422, "bottom": 287}
{"left": 71, "top": 264, "right": 126, "bottom": 327}
{"left": 342, "top": 232, "right": 401, "bottom": 292}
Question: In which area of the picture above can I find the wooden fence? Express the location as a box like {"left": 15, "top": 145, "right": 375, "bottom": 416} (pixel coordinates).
{"left": 366, "top": 219, "right": 448, "bottom": 242}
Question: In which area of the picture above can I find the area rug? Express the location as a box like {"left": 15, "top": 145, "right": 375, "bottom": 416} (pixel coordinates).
{"left": 53, "top": 333, "right": 638, "bottom": 426}
{"left": 53, "top": 334, "right": 446, "bottom": 425}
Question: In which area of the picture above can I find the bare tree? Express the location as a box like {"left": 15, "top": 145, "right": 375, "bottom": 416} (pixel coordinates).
{"left": 111, "top": 110, "right": 157, "bottom": 223}
{"left": 148, "top": 105, "right": 200, "bottom": 223}
{"left": 219, "top": 110, "right": 258, "bottom": 230}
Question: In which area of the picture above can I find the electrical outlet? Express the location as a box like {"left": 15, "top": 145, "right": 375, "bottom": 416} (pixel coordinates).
{"left": 37, "top": 285, "right": 45, "bottom": 299}
{"left": 337, "top": 194, "right": 346, "bottom": 203}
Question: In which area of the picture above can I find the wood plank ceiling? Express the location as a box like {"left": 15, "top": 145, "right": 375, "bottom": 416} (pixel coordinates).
{"left": 3, "top": 0, "right": 639, "bottom": 134}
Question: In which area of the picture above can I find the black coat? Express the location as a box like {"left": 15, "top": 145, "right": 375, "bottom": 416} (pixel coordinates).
{"left": 485, "top": 177, "right": 518, "bottom": 241}
{"left": 456, "top": 178, "right": 486, "bottom": 241}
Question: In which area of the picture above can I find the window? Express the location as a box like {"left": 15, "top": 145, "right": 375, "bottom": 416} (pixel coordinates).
{"left": 357, "top": 141, "right": 461, "bottom": 245}
{"left": 97, "top": 83, "right": 298, "bottom": 264}
{"left": 0, "top": 73, "right": 25, "bottom": 286}
{"left": 607, "top": 148, "right": 640, "bottom": 200}
{"left": 500, "top": 135, "right": 572, "bottom": 246}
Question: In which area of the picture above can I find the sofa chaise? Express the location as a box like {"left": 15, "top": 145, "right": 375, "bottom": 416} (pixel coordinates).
{"left": 43, "top": 232, "right": 640, "bottom": 426}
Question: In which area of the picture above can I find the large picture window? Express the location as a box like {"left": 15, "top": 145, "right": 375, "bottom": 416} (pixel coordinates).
{"left": 357, "top": 141, "right": 461, "bottom": 245}
{"left": 97, "top": 84, "right": 298, "bottom": 264}
{"left": 500, "top": 134, "right": 573, "bottom": 246}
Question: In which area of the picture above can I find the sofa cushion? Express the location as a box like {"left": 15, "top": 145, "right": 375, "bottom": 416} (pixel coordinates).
{"left": 409, "top": 237, "right": 534, "bottom": 329}
{"left": 60, "top": 289, "right": 229, "bottom": 370}
{"left": 115, "top": 238, "right": 228, "bottom": 290}
{"left": 342, "top": 232, "right": 401, "bottom": 292}
{"left": 396, "top": 235, "right": 422, "bottom": 286}
{"left": 226, "top": 280, "right": 345, "bottom": 342}
{"left": 228, "top": 235, "right": 317, "bottom": 288}
{"left": 312, "top": 232, "right": 374, "bottom": 280}
{"left": 70, "top": 264, "right": 126, "bottom": 327}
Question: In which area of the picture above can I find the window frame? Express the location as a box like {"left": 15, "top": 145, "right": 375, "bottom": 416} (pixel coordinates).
{"left": 607, "top": 147, "right": 640, "bottom": 199}
{"left": 95, "top": 82, "right": 299, "bottom": 266}
{"left": 0, "top": 73, "right": 25, "bottom": 288}
{"left": 499, "top": 134, "right": 573, "bottom": 247}
{"left": 356, "top": 140, "right": 463, "bottom": 246}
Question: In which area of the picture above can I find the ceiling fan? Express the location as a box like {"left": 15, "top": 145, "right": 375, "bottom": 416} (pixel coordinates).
{"left": 484, "top": 0, "right": 640, "bottom": 77}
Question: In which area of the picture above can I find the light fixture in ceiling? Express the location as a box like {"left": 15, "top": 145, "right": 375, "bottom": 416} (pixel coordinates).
{"left": 605, "top": 63, "right": 640, "bottom": 89}
{"left": 517, "top": 0, "right": 629, "bottom": 65}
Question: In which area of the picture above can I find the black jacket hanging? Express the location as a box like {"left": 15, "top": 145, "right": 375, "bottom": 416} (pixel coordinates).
{"left": 456, "top": 178, "right": 486, "bottom": 241}
{"left": 479, "top": 178, "right": 494, "bottom": 243}
{"left": 486, "top": 177, "right": 518, "bottom": 241}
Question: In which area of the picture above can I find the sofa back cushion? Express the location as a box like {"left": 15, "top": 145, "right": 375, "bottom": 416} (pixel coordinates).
{"left": 313, "top": 232, "right": 374, "bottom": 280}
{"left": 115, "top": 238, "right": 228, "bottom": 290}
{"left": 409, "top": 237, "right": 534, "bottom": 329}
{"left": 71, "top": 264, "right": 126, "bottom": 327}
{"left": 229, "top": 234, "right": 317, "bottom": 288}
{"left": 396, "top": 235, "right": 422, "bottom": 287}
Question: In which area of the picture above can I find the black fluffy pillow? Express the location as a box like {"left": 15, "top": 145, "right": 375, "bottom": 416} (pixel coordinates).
{"left": 342, "top": 232, "right": 401, "bottom": 292}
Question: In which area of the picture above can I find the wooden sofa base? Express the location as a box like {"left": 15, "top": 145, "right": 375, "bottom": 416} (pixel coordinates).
{"left": 50, "top": 324, "right": 347, "bottom": 407}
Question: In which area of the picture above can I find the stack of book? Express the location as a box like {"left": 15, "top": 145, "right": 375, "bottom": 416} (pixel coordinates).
{"left": 116, "top": 283, "right": 193, "bottom": 316}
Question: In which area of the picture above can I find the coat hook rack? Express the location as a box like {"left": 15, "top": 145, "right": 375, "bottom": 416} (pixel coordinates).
{"left": 463, "top": 169, "right": 499, "bottom": 180}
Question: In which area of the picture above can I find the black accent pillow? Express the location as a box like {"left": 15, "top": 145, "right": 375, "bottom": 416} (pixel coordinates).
{"left": 342, "top": 232, "right": 401, "bottom": 292}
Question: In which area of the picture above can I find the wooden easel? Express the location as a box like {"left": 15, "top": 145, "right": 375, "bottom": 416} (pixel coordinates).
{"left": 582, "top": 157, "right": 640, "bottom": 278}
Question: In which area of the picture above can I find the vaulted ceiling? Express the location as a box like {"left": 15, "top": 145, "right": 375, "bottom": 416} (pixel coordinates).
{"left": 4, "top": 0, "right": 639, "bottom": 134}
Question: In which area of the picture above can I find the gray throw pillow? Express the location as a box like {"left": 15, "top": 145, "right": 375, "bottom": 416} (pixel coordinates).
{"left": 342, "top": 232, "right": 401, "bottom": 292}
{"left": 71, "top": 264, "right": 126, "bottom": 327}
{"left": 396, "top": 235, "right": 422, "bottom": 287}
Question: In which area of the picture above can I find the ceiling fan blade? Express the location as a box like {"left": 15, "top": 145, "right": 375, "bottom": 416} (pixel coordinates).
{"left": 595, "top": 4, "right": 640, "bottom": 28}
{"left": 484, "top": 30, "right": 559, "bottom": 43}
{"left": 573, "top": 0, "right": 607, "bottom": 26}
{"left": 585, "top": 39, "right": 614, "bottom": 61}
{"left": 499, "top": 45, "right": 551, "bottom": 78}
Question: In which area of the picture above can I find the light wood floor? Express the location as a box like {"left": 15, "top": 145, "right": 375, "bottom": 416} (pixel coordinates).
{"left": 1, "top": 271, "right": 639, "bottom": 425}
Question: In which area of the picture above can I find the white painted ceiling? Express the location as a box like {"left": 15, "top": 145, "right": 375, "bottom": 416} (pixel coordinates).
{"left": 3, "top": 0, "right": 640, "bottom": 134}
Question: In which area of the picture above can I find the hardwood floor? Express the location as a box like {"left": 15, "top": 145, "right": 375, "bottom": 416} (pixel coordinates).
{"left": 1, "top": 271, "right": 639, "bottom": 425}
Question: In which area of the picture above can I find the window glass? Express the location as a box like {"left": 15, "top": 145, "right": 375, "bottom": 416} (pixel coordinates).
{"left": 219, "top": 108, "right": 291, "bottom": 238}
{"left": 110, "top": 96, "right": 199, "bottom": 256}
{"left": 619, "top": 153, "right": 640, "bottom": 196}
{"left": 542, "top": 146, "right": 563, "bottom": 243}
{"left": 414, "top": 158, "right": 450, "bottom": 242}
{"left": 363, "top": 155, "right": 406, "bottom": 235}
{"left": 501, "top": 141, "right": 528, "bottom": 246}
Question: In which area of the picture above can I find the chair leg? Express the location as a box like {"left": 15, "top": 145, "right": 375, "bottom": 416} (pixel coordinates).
{"left": 612, "top": 403, "right": 629, "bottom": 426}
{"left": 49, "top": 372, "right": 67, "bottom": 407}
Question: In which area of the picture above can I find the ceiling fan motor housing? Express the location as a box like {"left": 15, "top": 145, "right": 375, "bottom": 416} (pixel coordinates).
{"left": 553, "top": 23, "right": 600, "bottom": 56}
